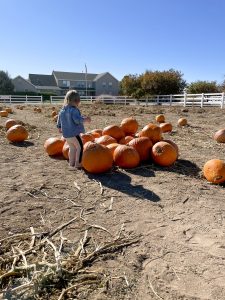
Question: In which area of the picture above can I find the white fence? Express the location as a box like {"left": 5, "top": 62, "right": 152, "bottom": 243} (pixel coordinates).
{"left": 50, "top": 93, "right": 225, "bottom": 108}
{"left": 0, "top": 95, "right": 43, "bottom": 104}
{"left": 0, "top": 93, "right": 225, "bottom": 108}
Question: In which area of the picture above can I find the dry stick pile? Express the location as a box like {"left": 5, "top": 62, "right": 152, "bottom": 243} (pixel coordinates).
{"left": 0, "top": 180, "right": 140, "bottom": 299}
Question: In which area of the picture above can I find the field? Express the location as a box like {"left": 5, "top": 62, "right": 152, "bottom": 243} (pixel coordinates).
{"left": 1, "top": 103, "right": 225, "bottom": 300}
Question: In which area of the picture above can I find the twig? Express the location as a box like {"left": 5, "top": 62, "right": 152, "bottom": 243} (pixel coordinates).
{"left": 105, "top": 197, "right": 114, "bottom": 212}
{"left": 74, "top": 181, "right": 81, "bottom": 191}
{"left": 30, "top": 227, "right": 36, "bottom": 249}
{"left": 87, "top": 224, "right": 113, "bottom": 236}
{"left": 147, "top": 275, "right": 164, "bottom": 300}
{"left": 47, "top": 216, "right": 78, "bottom": 239}
{"left": 92, "top": 179, "right": 104, "bottom": 195}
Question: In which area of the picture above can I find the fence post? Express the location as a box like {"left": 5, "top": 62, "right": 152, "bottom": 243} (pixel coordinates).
{"left": 50, "top": 96, "right": 52, "bottom": 104}
{"left": 157, "top": 95, "right": 159, "bottom": 105}
{"left": 183, "top": 92, "right": 187, "bottom": 107}
{"left": 170, "top": 94, "right": 172, "bottom": 106}
{"left": 221, "top": 92, "right": 225, "bottom": 109}
{"left": 125, "top": 97, "right": 127, "bottom": 105}
{"left": 201, "top": 93, "right": 204, "bottom": 108}
{"left": 113, "top": 98, "right": 116, "bottom": 105}
{"left": 10, "top": 95, "right": 11, "bottom": 104}
{"left": 26, "top": 95, "right": 28, "bottom": 103}
{"left": 41, "top": 95, "right": 43, "bottom": 103}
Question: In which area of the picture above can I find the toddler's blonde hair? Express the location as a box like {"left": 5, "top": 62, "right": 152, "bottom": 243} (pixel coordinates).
{"left": 64, "top": 90, "right": 80, "bottom": 106}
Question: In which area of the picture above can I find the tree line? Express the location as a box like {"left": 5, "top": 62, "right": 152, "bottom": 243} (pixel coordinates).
{"left": 0, "top": 69, "right": 225, "bottom": 96}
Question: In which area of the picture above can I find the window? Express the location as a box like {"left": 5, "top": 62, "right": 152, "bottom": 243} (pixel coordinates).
{"left": 62, "top": 80, "right": 70, "bottom": 87}
{"left": 88, "top": 83, "right": 92, "bottom": 88}
{"left": 109, "top": 82, "right": 112, "bottom": 86}
{"left": 102, "top": 82, "right": 106, "bottom": 87}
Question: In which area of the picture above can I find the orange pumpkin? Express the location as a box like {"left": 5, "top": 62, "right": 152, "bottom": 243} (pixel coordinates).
{"left": 34, "top": 107, "right": 38, "bottom": 112}
{"left": 113, "top": 145, "right": 140, "bottom": 168}
{"left": 178, "top": 118, "right": 187, "bottom": 126}
{"left": 163, "top": 139, "right": 179, "bottom": 158}
{"left": 81, "top": 133, "right": 95, "bottom": 144}
{"left": 62, "top": 142, "right": 69, "bottom": 159}
{"left": 160, "top": 122, "right": 172, "bottom": 133}
{"left": 5, "top": 107, "right": 13, "bottom": 114}
{"left": 214, "top": 129, "right": 225, "bottom": 143}
{"left": 155, "top": 114, "right": 165, "bottom": 123}
{"left": 95, "top": 135, "right": 117, "bottom": 146}
{"left": 36, "top": 107, "right": 42, "bottom": 113}
{"left": 91, "top": 129, "right": 103, "bottom": 136}
{"left": 203, "top": 159, "right": 225, "bottom": 184}
{"left": 139, "top": 123, "right": 162, "bottom": 144}
{"left": 102, "top": 125, "right": 125, "bottom": 141}
{"left": 119, "top": 136, "right": 134, "bottom": 145}
{"left": 52, "top": 110, "right": 57, "bottom": 117}
{"left": 53, "top": 115, "right": 58, "bottom": 122}
{"left": 6, "top": 125, "right": 28, "bottom": 142}
{"left": 44, "top": 137, "right": 64, "bottom": 156}
{"left": 106, "top": 143, "right": 120, "bottom": 156}
{"left": 82, "top": 142, "right": 113, "bottom": 174}
{"left": 0, "top": 110, "right": 9, "bottom": 117}
{"left": 89, "top": 131, "right": 101, "bottom": 139}
{"left": 5, "top": 119, "right": 17, "bottom": 130}
{"left": 151, "top": 141, "right": 177, "bottom": 166}
{"left": 120, "top": 117, "right": 139, "bottom": 135}
{"left": 128, "top": 137, "right": 153, "bottom": 161}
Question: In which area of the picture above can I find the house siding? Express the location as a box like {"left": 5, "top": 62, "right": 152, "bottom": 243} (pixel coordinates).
{"left": 13, "top": 76, "right": 37, "bottom": 93}
{"left": 95, "top": 73, "right": 119, "bottom": 96}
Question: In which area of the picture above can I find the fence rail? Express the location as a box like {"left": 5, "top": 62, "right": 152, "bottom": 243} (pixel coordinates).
{"left": 0, "top": 95, "right": 43, "bottom": 104}
{"left": 0, "top": 93, "right": 224, "bottom": 108}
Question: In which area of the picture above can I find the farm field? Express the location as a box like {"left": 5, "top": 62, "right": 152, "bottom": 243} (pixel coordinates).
{"left": 1, "top": 103, "right": 225, "bottom": 300}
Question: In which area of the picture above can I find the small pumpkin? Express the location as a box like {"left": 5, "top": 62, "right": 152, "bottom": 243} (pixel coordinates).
{"left": 128, "top": 137, "right": 153, "bottom": 161}
{"left": 0, "top": 110, "right": 9, "bottom": 117}
{"left": 106, "top": 143, "right": 120, "bottom": 156}
{"left": 151, "top": 141, "right": 177, "bottom": 166}
{"left": 44, "top": 137, "right": 64, "bottom": 156}
{"left": 119, "top": 136, "right": 134, "bottom": 145}
{"left": 203, "top": 159, "right": 225, "bottom": 184}
{"left": 81, "top": 133, "right": 95, "bottom": 144}
{"left": 36, "top": 107, "right": 42, "bottom": 113}
{"left": 52, "top": 110, "right": 57, "bottom": 117}
{"left": 102, "top": 125, "right": 125, "bottom": 141}
{"left": 113, "top": 145, "right": 140, "bottom": 168}
{"left": 214, "top": 129, "right": 225, "bottom": 143}
{"left": 6, "top": 124, "right": 28, "bottom": 142}
{"left": 53, "top": 115, "right": 58, "bottom": 122}
{"left": 62, "top": 142, "right": 69, "bottom": 159}
{"left": 34, "top": 107, "right": 38, "bottom": 112}
{"left": 120, "top": 117, "right": 139, "bottom": 135}
{"left": 5, "top": 107, "right": 13, "bottom": 114}
{"left": 155, "top": 114, "right": 165, "bottom": 123}
{"left": 82, "top": 142, "right": 113, "bottom": 174}
{"left": 5, "top": 119, "right": 17, "bottom": 129}
{"left": 95, "top": 135, "right": 117, "bottom": 146}
{"left": 160, "top": 122, "right": 172, "bottom": 133}
{"left": 139, "top": 123, "right": 162, "bottom": 144}
{"left": 178, "top": 118, "right": 187, "bottom": 126}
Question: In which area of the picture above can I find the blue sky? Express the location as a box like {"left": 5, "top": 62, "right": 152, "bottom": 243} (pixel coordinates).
{"left": 1, "top": 0, "right": 225, "bottom": 83}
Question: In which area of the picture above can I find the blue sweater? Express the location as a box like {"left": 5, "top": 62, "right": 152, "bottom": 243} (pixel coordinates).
{"left": 57, "top": 105, "right": 85, "bottom": 138}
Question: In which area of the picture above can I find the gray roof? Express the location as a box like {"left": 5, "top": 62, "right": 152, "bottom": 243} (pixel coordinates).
{"left": 29, "top": 74, "right": 57, "bottom": 86}
{"left": 53, "top": 71, "right": 98, "bottom": 81}
{"left": 13, "top": 76, "right": 36, "bottom": 88}
{"left": 93, "top": 72, "right": 108, "bottom": 81}
{"left": 35, "top": 86, "right": 62, "bottom": 90}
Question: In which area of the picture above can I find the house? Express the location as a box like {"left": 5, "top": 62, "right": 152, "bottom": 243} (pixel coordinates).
{"left": 13, "top": 71, "right": 119, "bottom": 96}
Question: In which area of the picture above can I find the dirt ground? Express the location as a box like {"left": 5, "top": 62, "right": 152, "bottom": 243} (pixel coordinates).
{"left": 1, "top": 103, "right": 225, "bottom": 300}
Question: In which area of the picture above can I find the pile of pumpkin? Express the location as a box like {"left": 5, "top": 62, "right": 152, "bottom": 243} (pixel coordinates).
{"left": 44, "top": 115, "right": 182, "bottom": 174}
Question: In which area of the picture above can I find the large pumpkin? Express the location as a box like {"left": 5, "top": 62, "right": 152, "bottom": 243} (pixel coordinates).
{"left": 44, "top": 137, "right": 64, "bottom": 156}
{"left": 6, "top": 125, "right": 28, "bottom": 142}
{"left": 82, "top": 142, "right": 113, "bottom": 174}
{"left": 214, "top": 129, "right": 225, "bottom": 143}
{"left": 95, "top": 135, "right": 117, "bottom": 146}
{"left": 155, "top": 114, "right": 165, "bottom": 123}
{"left": 119, "top": 136, "right": 134, "bottom": 145}
{"left": 81, "top": 133, "right": 95, "bottom": 144}
{"left": 151, "top": 141, "right": 177, "bottom": 166}
{"left": 106, "top": 143, "right": 120, "bottom": 156}
{"left": 113, "top": 145, "right": 140, "bottom": 168}
{"left": 120, "top": 117, "right": 138, "bottom": 135}
{"left": 128, "top": 137, "right": 153, "bottom": 161}
{"left": 91, "top": 129, "right": 103, "bottom": 137}
{"left": 62, "top": 142, "right": 69, "bottom": 159}
{"left": 203, "top": 159, "right": 225, "bottom": 184}
{"left": 102, "top": 125, "right": 125, "bottom": 141}
{"left": 160, "top": 122, "right": 172, "bottom": 133}
{"left": 163, "top": 139, "right": 179, "bottom": 158}
{"left": 0, "top": 110, "right": 9, "bottom": 117}
{"left": 139, "top": 123, "right": 162, "bottom": 144}
{"left": 5, "top": 119, "right": 17, "bottom": 130}
{"left": 178, "top": 118, "right": 187, "bottom": 126}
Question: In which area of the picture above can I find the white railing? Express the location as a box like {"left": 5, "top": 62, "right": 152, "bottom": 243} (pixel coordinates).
{"left": 50, "top": 93, "right": 225, "bottom": 108}
{"left": 0, "top": 95, "right": 43, "bottom": 104}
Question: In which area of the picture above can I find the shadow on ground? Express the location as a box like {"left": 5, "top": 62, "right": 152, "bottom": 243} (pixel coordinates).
{"left": 88, "top": 170, "right": 160, "bottom": 202}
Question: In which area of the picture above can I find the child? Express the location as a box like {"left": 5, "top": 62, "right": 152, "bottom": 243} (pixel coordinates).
{"left": 57, "top": 90, "right": 91, "bottom": 169}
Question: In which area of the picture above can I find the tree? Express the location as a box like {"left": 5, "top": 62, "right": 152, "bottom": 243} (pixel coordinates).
{"left": 0, "top": 71, "right": 14, "bottom": 94}
{"left": 141, "top": 69, "right": 186, "bottom": 95}
{"left": 120, "top": 74, "right": 144, "bottom": 99}
{"left": 187, "top": 80, "right": 219, "bottom": 94}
